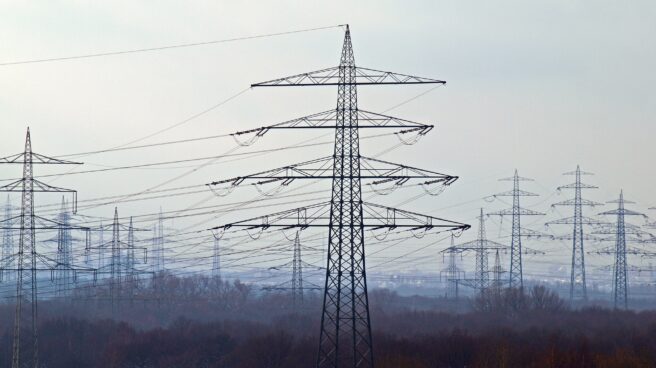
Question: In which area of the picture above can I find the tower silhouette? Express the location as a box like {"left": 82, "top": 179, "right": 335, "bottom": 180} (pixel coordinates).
{"left": 208, "top": 25, "right": 469, "bottom": 367}
{"left": 0, "top": 129, "right": 89, "bottom": 368}
{"left": 445, "top": 209, "right": 506, "bottom": 295}
{"left": 592, "top": 191, "right": 647, "bottom": 309}
{"left": 489, "top": 170, "right": 545, "bottom": 289}
{"left": 1, "top": 196, "right": 15, "bottom": 283}
{"left": 546, "top": 166, "right": 602, "bottom": 302}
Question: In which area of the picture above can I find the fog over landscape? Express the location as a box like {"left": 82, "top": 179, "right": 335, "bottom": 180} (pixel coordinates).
{"left": 1, "top": 2, "right": 656, "bottom": 367}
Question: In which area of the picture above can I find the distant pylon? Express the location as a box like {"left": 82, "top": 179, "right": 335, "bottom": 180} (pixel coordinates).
{"left": 1, "top": 196, "right": 14, "bottom": 282}
{"left": 474, "top": 209, "right": 490, "bottom": 292}
{"left": 125, "top": 217, "right": 137, "bottom": 300}
{"left": 291, "top": 231, "right": 304, "bottom": 307}
{"left": 54, "top": 198, "right": 73, "bottom": 297}
{"left": 211, "top": 236, "right": 221, "bottom": 279}
{"left": 546, "top": 165, "right": 602, "bottom": 303}
{"left": 263, "top": 231, "right": 322, "bottom": 307}
{"left": 444, "top": 209, "right": 506, "bottom": 295}
{"left": 594, "top": 191, "right": 647, "bottom": 309}
{"left": 489, "top": 170, "right": 545, "bottom": 289}
{"left": 152, "top": 209, "right": 165, "bottom": 274}
{"left": 96, "top": 222, "right": 105, "bottom": 268}
{"left": 492, "top": 249, "right": 504, "bottom": 292}
{"left": 439, "top": 234, "right": 464, "bottom": 299}
{"left": 110, "top": 208, "right": 121, "bottom": 311}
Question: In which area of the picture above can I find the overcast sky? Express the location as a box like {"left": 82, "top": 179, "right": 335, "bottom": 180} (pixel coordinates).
{"left": 1, "top": 1, "right": 655, "bottom": 282}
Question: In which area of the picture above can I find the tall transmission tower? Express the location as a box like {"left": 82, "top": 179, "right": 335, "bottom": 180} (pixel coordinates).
{"left": 443, "top": 209, "right": 506, "bottom": 295}
{"left": 208, "top": 25, "right": 469, "bottom": 368}
{"left": 1, "top": 196, "right": 15, "bottom": 283}
{"left": 591, "top": 191, "right": 648, "bottom": 309}
{"left": 545, "top": 165, "right": 602, "bottom": 302}
{"left": 212, "top": 236, "right": 221, "bottom": 279}
{"left": 439, "top": 234, "right": 464, "bottom": 299}
{"left": 0, "top": 128, "right": 92, "bottom": 368}
{"left": 488, "top": 170, "right": 546, "bottom": 289}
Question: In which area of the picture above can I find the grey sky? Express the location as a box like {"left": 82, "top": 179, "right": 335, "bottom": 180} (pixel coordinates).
{"left": 1, "top": 1, "right": 655, "bottom": 282}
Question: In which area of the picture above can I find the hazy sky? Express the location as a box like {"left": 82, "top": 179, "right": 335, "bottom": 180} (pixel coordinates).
{"left": 1, "top": 1, "right": 655, "bottom": 283}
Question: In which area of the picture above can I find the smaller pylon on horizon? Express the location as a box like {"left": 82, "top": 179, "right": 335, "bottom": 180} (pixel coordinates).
{"left": 291, "top": 231, "right": 304, "bottom": 307}
{"left": 546, "top": 165, "right": 602, "bottom": 303}
{"left": 1, "top": 196, "right": 15, "bottom": 283}
{"left": 440, "top": 234, "right": 464, "bottom": 299}
{"left": 212, "top": 236, "right": 221, "bottom": 279}
{"left": 152, "top": 209, "right": 165, "bottom": 275}
{"left": 592, "top": 190, "right": 648, "bottom": 309}
{"left": 491, "top": 249, "right": 505, "bottom": 292}
{"left": 263, "top": 231, "right": 322, "bottom": 309}
{"left": 54, "top": 197, "right": 73, "bottom": 297}
{"left": 489, "top": 170, "right": 546, "bottom": 289}
{"left": 443, "top": 209, "right": 506, "bottom": 296}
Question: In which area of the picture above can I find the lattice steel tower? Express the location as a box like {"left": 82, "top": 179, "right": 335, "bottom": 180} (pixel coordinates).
{"left": 0, "top": 129, "right": 85, "bottom": 368}
{"left": 1, "top": 196, "right": 15, "bottom": 283}
{"left": 208, "top": 25, "right": 469, "bottom": 368}
{"left": 212, "top": 236, "right": 221, "bottom": 279}
{"left": 54, "top": 198, "right": 73, "bottom": 297}
{"left": 592, "top": 191, "right": 647, "bottom": 309}
{"left": 440, "top": 234, "right": 464, "bottom": 299}
{"left": 546, "top": 166, "right": 602, "bottom": 302}
{"left": 152, "top": 209, "right": 165, "bottom": 274}
{"left": 489, "top": 170, "right": 545, "bottom": 289}
{"left": 443, "top": 209, "right": 506, "bottom": 295}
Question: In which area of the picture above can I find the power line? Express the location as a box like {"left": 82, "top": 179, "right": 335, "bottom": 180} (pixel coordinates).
{"left": 0, "top": 25, "right": 344, "bottom": 66}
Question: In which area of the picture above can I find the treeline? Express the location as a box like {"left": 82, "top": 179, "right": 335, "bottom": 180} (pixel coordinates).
{"left": 1, "top": 275, "right": 656, "bottom": 367}
{"left": 1, "top": 309, "right": 655, "bottom": 367}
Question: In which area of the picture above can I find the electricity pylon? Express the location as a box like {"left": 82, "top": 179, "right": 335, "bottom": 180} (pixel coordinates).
{"left": 88, "top": 209, "right": 148, "bottom": 311}
{"left": 212, "top": 236, "right": 221, "bottom": 279}
{"left": 1, "top": 196, "right": 15, "bottom": 282}
{"left": 591, "top": 191, "right": 649, "bottom": 309}
{"left": 491, "top": 249, "right": 505, "bottom": 292}
{"left": 0, "top": 128, "right": 92, "bottom": 368}
{"left": 152, "top": 208, "right": 165, "bottom": 274}
{"left": 208, "top": 25, "right": 469, "bottom": 368}
{"left": 54, "top": 198, "right": 73, "bottom": 298}
{"left": 264, "top": 231, "right": 322, "bottom": 308}
{"left": 443, "top": 209, "right": 507, "bottom": 295}
{"left": 439, "top": 234, "right": 465, "bottom": 299}
{"left": 488, "top": 170, "right": 546, "bottom": 289}
{"left": 546, "top": 165, "right": 603, "bottom": 303}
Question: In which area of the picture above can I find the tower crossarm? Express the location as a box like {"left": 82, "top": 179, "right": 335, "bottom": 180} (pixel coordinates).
{"left": 589, "top": 245, "right": 656, "bottom": 256}
{"left": 209, "top": 201, "right": 469, "bottom": 233}
{"left": 557, "top": 183, "right": 598, "bottom": 190}
{"left": 552, "top": 198, "right": 603, "bottom": 207}
{"left": 232, "top": 109, "right": 434, "bottom": 138}
{"left": 0, "top": 151, "right": 81, "bottom": 165}
{"left": 596, "top": 264, "right": 648, "bottom": 272}
{"left": 492, "top": 189, "right": 539, "bottom": 197}
{"left": 599, "top": 208, "right": 646, "bottom": 217}
{"left": 251, "top": 66, "right": 445, "bottom": 87}
{"left": 208, "top": 155, "right": 457, "bottom": 187}
{"left": 0, "top": 178, "right": 79, "bottom": 212}
{"left": 487, "top": 208, "right": 545, "bottom": 216}
{"left": 545, "top": 216, "right": 606, "bottom": 226}
{"left": 552, "top": 234, "right": 602, "bottom": 242}
{"left": 450, "top": 239, "right": 507, "bottom": 251}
